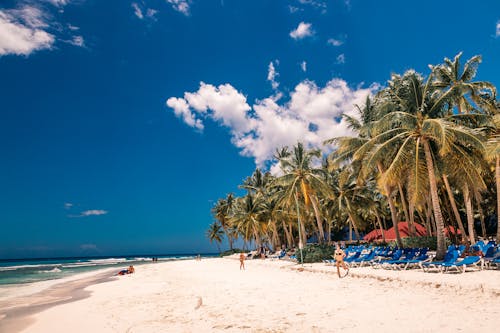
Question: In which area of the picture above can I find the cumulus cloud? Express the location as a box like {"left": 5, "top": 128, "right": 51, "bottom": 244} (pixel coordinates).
{"left": 0, "top": 6, "right": 55, "bottom": 56}
{"left": 64, "top": 202, "right": 73, "bottom": 209}
{"left": 290, "top": 22, "right": 313, "bottom": 40}
{"left": 166, "top": 0, "right": 190, "bottom": 16}
{"left": 496, "top": 20, "right": 500, "bottom": 37}
{"left": 267, "top": 61, "right": 280, "bottom": 90}
{"left": 300, "top": 61, "right": 307, "bottom": 72}
{"left": 166, "top": 79, "right": 378, "bottom": 168}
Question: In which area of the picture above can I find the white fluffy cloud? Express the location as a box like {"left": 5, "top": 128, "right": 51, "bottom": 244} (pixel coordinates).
{"left": 166, "top": 0, "right": 190, "bottom": 16}
{"left": 166, "top": 79, "right": 378, "bottom": 168}
{"left": 290, "top": 22, "right": 313, "bottom": 40}
{"left": 0, "top": 7, "right": 54, "bottom": 56}
{"left": 496, "top": 20, "right": 500, "bottom": 37}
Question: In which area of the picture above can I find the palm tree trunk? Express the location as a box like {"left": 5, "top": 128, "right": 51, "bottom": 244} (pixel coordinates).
{"left": 377, "top": 162, "right": 403, "bottom": 247}
{"left": 442, "top": 174, "right": 467, "bottom": 239}
{"left": 375, "top": 211, "right": 386, "bottom": 243}
{"left": 478, "top": 203, "right": 487, "bottom": 238}
{"left": 423, "top": 139, "right": 447, "bottom": 260}
{"left": 496, "top": 156, "right": 500, "bottom": 243}
{"left": 348, "top": 219, "right": 353, "bottom": 242}
{"left": 348, "top": 213, "right": 360, "bottom": 240}
{"left": 398, "top": 183, "right": 412, "bottom": 234}
{"left": 309, "top": 195, "right": 325, "bottom": 243}
{"left": 463, "top": 184, "right": 475, "bottom": 244}
{"left": 282, "top": 220, "right": 292, "bottom": 248}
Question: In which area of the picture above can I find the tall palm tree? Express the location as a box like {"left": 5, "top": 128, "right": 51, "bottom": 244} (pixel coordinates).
{"left": 485, "top": 113, "right": 500, "bottom": 242}
{"left": 326, "top": 96, "right": 404, "bottom": 247}
{"left": 231, "top": 194, "right": 266, "bottom": 249}
{"left": 273, "top": 143, "right": 330, "bottom": 244}
{"left": 212, "top": 193, "right": 236, "bottom": 250}
{"left": 359, "top": 71, "right": 485, "bottom": 259}
{"left": 206, "top": 221, "right": 224, "bottom": 253}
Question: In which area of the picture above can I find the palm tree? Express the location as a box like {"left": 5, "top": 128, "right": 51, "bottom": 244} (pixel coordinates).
{"left": 485, "top": 113, "right": 500, "bottom": 242}
{"left": 361, "top": 71, "right": 485, "bottom": 259}
{"left": 273, "top": 143, "right": 330, "bottom": 244}
{"left": 431, "top": 52, "right": 496, "bottom": 114}
{"left": 206, "top": 221, "right": 224, "bottom": 253}
{"left": 231, "top": 194, "right": 266, "bottom": 249}
{"left": 326, "top": 96, "right": 404, "bottom": 247}
{"left": 212, "top": 193, "right": 236, "bottom": 250}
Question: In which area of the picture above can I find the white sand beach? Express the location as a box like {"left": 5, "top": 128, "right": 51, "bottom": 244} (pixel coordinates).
{"left": 2, "top": 257, "right": 500, "bottom": 333}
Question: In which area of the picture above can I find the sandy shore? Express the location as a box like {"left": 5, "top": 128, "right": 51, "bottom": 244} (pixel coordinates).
{"left": 2, "top": 257, "right": 500, "bottom": 332}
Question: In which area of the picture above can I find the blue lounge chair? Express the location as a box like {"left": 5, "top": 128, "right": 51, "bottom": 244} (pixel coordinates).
{"left": 372, "top": 249, "right": 404, "bottom": 268}
{"left": 441, "top": 256, "right": 482, "bottom": 273}
{"left": 421, "top": 250, "right": 459, "bottom": 272}
{"left": 350, "top": 250, "right": 376, "bottom": 267}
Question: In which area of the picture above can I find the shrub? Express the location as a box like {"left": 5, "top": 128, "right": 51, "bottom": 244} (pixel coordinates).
{"left": 219, "top": 249, "right": 246, "bottom": 257}
{"left": 388, "top": 236, "right": 451, "bottom": 250}
{"left": 299, "top": 244, "right": 336, "bottom": 263}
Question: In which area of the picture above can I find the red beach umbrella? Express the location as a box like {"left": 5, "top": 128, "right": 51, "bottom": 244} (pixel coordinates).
{"left": 363, "top": 229, "right": 384, "bottom": 241}
{"left": 384, "top": 222, "right": 427, "bottom": 240}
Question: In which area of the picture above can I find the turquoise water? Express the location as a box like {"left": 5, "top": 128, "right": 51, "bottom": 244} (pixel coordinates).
{"left": 0, "top": 254, "right": 216, "bottom": 285}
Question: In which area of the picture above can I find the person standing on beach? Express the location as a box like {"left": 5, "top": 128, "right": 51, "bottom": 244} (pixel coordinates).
{"left": 239, "top": 252, "right": 245, "bottom": 270}
{"left": 334, "top": 245, "right": 348, "bottom": 278}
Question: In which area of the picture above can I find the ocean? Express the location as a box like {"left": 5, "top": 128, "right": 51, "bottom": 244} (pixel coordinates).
{"left": 0, "top": 254, "right": 216, "bottom": 285}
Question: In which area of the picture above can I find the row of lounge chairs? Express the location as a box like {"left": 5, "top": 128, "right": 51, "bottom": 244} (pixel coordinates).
{"left": 323, "top": 241, "right": 500, "bottom": 273}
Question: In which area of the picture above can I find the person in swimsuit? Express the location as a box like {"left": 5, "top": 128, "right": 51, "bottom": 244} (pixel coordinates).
{"left": 334, "top": 245, "right": 348, "bottom": 277}
{"left": 239, "top": 252, "right": 245, "bottom": 270}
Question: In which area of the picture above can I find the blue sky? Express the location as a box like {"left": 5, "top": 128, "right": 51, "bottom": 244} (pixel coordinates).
{"left": 1, "top": 0, "right": 500, "bottom": 259}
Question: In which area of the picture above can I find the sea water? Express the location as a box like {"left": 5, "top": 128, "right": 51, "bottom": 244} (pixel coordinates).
{"left": 0, "top": 254, "right": 216, "bottom": 285}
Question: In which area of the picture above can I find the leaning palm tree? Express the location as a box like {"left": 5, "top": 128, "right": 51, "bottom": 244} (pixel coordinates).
{"left": 361, "top": 71, "right": 486, "bottom": 259}
{"left": 206, "top": 221, "right": 224, "bottom": 253}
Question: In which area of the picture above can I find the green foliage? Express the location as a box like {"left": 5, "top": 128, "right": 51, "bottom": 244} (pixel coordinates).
{"left": 219, "top": 249, "right": 246, "bottom": 257}
{"left": 299, "top": 244, "right": 336, "bottom": 263}
{"left": 388, "top": 236, "right": 451, "bottom": 250}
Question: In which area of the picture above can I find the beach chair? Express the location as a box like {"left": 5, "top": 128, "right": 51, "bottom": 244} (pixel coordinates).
{"left": 396, "top": 248, "right": 430, "bottom": 270}
{"left": 349, "top": 250, "right": 376, "bottom": 267}
{"left": 383, "top": 248, "right": 420, "bottom": 270}
{"left": 372, "top": 249, "right": 403, "bottom": 268}
{"left": 441, "top": 256, "right": 482, "bottom": 273}
{"left": 420, "top": 250, "right": 459, "bottom": 272}
{"left": 342, "top": 251, "right": 361, "bottom": 264}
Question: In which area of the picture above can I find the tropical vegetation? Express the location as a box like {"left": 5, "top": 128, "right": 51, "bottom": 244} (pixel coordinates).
{"left": 206, "top": 53, "right": 499, "bottom": 260}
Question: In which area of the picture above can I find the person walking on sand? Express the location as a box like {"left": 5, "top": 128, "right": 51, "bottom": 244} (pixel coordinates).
{"left": 239, "top": 252, "right": 245, "bottom": 270}
{"left": 334, "top": 244, "right": 349, "bottom": 278}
